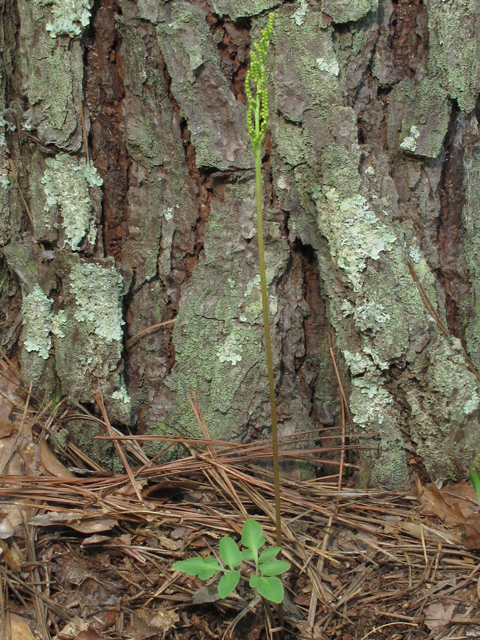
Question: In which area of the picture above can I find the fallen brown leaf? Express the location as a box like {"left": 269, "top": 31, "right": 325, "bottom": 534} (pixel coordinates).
{"left": 415, "top": 475, "right": 464, "bottom": 525}
{"left": 0, "top": 538, "right": 22, "bottom": 572}
{"left": 39, "top": 439, "right": 76, "bottom": 478}
{"left": 0, "top": 612, "right": 34, "bottom": 640}
{"left": 459, "top": 514, "right": 480, "bottom": 549}
{"left": 74, "top": 630, "right": 105, "bottom": 640}
{"left": 126, "top": 610, "right": 178, "bottom": 640}
{"left": 424, "top": 601, "right": 456, "bottom": 630}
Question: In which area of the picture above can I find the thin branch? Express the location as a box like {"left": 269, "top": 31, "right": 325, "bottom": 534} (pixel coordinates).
{"left": 8, "top": 159, "right": 34, "bottom": 232}
{"left": 126, "top": 319, "right": 176, "bottom": 349}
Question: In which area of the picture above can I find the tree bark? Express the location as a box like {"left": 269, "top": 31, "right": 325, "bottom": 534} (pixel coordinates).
{"left": 1, "top": 0, "right": 479, "bottom": 488}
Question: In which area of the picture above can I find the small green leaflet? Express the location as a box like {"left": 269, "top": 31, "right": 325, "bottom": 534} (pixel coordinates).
{"left": 219, "top": 536, "right": 243, "bottom": 570}
{"left": 258, "top": 547, "right": 281, "bottom": 563}
{"left": 218, "top": 571, "right": 241, "bottom": 598}
{"left": 260, "top": 560, "right": 290, "bottom": 576}
{"left": 249, "top": 575, "right": 284, "bottom": 604}
{"left": 242, "top": 548, "right": 255, "bottom": 561}
{"left": 172, "top": 557, "right": 221, "bottom": 580}
{"left": 241, "top": 519, "right": 265, "bottom": 556}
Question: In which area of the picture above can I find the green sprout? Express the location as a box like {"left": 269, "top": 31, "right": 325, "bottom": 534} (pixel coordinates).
{"left": 469, "top": 456, "right": 480, "bottom": 508}
{"left": 172, "top": 519, "right": 290, "bottom": 604}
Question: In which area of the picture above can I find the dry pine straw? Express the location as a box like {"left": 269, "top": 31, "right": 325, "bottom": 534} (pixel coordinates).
{"left": 0, "top": 359, "right": 478, "bottom": 639}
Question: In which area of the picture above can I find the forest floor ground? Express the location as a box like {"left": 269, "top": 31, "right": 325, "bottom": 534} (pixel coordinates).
{"left": 0, "top": 356, "right": 479, "bottom": 640}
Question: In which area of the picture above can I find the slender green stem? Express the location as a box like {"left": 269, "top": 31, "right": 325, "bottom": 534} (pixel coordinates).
{"left": 254, "top": 146, "right": 282, "bottom": 549}
{"left": 245, "top": 14, "right": 284, "bottom": 636}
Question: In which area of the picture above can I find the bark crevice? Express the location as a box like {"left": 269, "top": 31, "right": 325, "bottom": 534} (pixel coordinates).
{"left": 436, "top": 102, "right": 467, "bottom": 343}
{"left": 83, "top": 0, "right": 130, "bottom": 261}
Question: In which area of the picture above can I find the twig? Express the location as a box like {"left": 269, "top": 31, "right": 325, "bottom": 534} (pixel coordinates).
{"left": 359, "top": 622, "right": 417, "bottom": 640}
{"left": 328, "top": 332, "right": 367, "bottom": 488}
{"left": 78, "top": 101, "right": 89, "bottom": 163}
{"left": 93, "top": 386, "right": 145, "bottom": 505}
{"left": 126, "top": 318, "right": 176, "bottom": 349}
{"left": 8, "top": 159, "right": 34, "bottom": 232}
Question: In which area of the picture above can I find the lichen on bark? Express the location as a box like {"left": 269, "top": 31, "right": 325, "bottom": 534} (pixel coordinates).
{"left": 53, "top": 253, "right": 131, "bottom": 424}
{"left": 34, "top": 0, "right": 92, "bottom": 39}
{"left": 41, "top": 153, "right": 102, "bottom": 250}
{"left": 17, "top": 0, "right": 85, "bottom": 149}
{"left": 167, "top": 174, "right": 291, "bottom": 440}
{"left": 156, "top": 2, "right": 252, "bottom": 169}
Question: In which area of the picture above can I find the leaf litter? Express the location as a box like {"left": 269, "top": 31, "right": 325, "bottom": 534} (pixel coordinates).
{"left": 0, "top": 356, "right": 477, "bottom": 638}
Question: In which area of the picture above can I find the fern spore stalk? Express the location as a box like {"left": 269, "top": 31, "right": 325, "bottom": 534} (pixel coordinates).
{"left": 245, "top": 14, "right": 282, "bottom": 549}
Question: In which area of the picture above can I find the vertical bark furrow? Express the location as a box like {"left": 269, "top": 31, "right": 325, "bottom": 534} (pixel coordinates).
{"left": 84, "top": 0, "right": 130, "bottom": 261}
{"left": 436, "top": 105, "right": 467, "bottom": 342}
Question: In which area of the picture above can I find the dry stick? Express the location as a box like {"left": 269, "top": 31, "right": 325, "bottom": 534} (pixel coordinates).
{"left": 327, "top": 333, "right": 345, "bottom": 489}
{"left": 308, "top": 506, "right": 337, "bottom": 628}
{"left": 78, "top": 101, "right": 89, "bottom": 163}
{"left": 126, "top": 318, "right": 176, "bottom": 350}
{"left": 328, "top": 332, "right": 368, "bottom": 488}
{"left": 189, "top": 393, "right": 249, "bottom": 520}
{"left": 21, "top": 511, "right": 51, "bottom": 640}
{"left": 8, "top": 159, "right": 34, "bottom": 232}
{"left": 92, "top": 386, "right": 145, "bottom": 505}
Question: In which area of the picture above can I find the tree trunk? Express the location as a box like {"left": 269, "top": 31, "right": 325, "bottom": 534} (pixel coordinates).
{"left": 1, "top": 0, "right": 479, "bottom": 488}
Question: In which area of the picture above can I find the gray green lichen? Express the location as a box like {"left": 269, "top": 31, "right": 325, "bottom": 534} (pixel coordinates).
{"left": 41, "top": 153, "right": 102, "bottom": 250}
{"left": 156, "top": 2, "right": 252, "bottom": 169}
{"left": 205, "top": 0, "right": 281, "bottom": 20}
{"left": 313, "top": 188, "right": 396, "bottom": 292}
{"left": 426, "top": 0, "right": 479, "bottom": 113}
{"left": 34, "top": 0, "right": 92, "bottom": 39}
{"left": 322, "top": 0, "right": 378, "bottom": 24}
{"left": 18, "top": 0, "right": 84, "bottom": 149}
{"left": 291, "top": 0, "right": 309, "bottom": 26}
{"left": 49, "top": 255, "right": 131, "bottom": 425}
{"left": 22, "top": 284, "right": 53, "bottom": 359}
{"left": 69, "top": 262, "right": 124, "bottom": 344}
{"left": 400, "top": 125, "right": 420, "bottom": 153}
